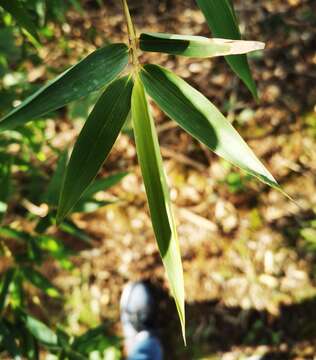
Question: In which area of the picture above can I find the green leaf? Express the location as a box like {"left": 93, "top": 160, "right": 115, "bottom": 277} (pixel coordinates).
{"left": 140, "top": 32, "right": 264, "bottom": 58}
{"left": 27, "top": 238, "right": 43, "bottom": 264}
{"left": 71, "top": 200, "right": 114, "bottom": 214}
{"left": 0, "top": 226, "right": 27, "bottom": 242}
{"left": 59, "top": 219, "right": 92, "bottom": 245}
{"left": 24, "top": 315, "right": 58, "bottom": 347}
{"left": 57, "top": 76, "right": 133, "bottom": 222}
{"left": 72, "top": 324, "right": 106, "bottom": 349}
{"left": 141, "top": 64, "right": 279, "bottom": 191}
{"left": 81, "top": 172, "right": 128, "bottom": 200}
{"left": 0, "top": 0, "right": 39, "bottom": 41}
{"left": 0, "top": 44, "right": 129, "bottom": 132}
{"left": 19, "top": 326, "right": 39, "bottom": 360}
{"left": 10, "top": 273, "right": 23, "bottom": 308}
{"left": 0, "top": 268, "right": 15, "bottom": 313}
{"left": 132, "top": 76, "right": 185, "bottom": 341}
{"left": 68, "top": 172, "right": 127, "bottom": 214}
{"left": 0, "top": 159, "right": 11, "bottom": 223}
{"left": 44, "top": 151, "right": 68, "bottom": 206}
{"left": 196, "top": 0, "right": 258, "bottom": 99}
{"left": 0, "top": 321, "right": 22, "bottom": 359}
{"left": 21, "top": 267, "right": 60, "bottom": 298}
{"left": 72, "top": 324, "right": 119, "bottom": 355}
{"left": 36, "top": 234, "right": 73, "bottom": 258}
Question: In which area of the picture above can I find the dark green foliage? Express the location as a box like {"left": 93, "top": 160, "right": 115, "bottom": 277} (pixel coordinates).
{"left": 195, "top": 0, "right": 258, "bottom": 99}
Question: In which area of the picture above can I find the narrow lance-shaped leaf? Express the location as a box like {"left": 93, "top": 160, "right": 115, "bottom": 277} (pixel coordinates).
{"left": 0, "top": 226, "right": 28, "bottom": 242}
{"left": 132, "top": 76, "right": 185, "bottom": 341}
{"left": 59, "top": 219, "right": 92, "bottom": 245}
{"left": 0, "top": 268, "right": 15, "bottom": 313}
{"left": 24, "top": 314, "right": 58, "bottom": 347}
{"left": 43, "top": 150, "right": 68, "bottom": 206}
{"left": 0, "top": 160, "right": 11, "bottom": 223}
{"left": 140, "top": 32, "right": 264, "bottom": 58}
{"left": 141, "top": 64, "right": 280, "bottom": 191}
{"left": 80, "top": 172, "right": 128, "bottom": 201}
{"left": 71, "top": 199, "right": 114, "bottom": 214}
{"left": 57, "top": 76, "right": 133, "bottom": 222}
{"left": 70, "top": 173, "right": 128, "bottom": 214}
{"left": 196, "top": 0, "right": 258, "bottom": 99}
{"left": 0, "top": 43, "right": 129, "bottom": 132}
{"left": 21, "top": 267, "right": 60, "bottom": 298}
{"left": 0, "top": 0, "right": 39, "bottom": 41}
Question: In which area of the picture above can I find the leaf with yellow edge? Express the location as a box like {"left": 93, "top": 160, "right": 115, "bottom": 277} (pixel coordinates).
{"left": 132, "top": 76, "right": 186, "bottom": 342}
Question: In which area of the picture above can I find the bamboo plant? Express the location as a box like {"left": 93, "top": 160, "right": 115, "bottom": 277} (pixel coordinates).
{"left": 0, "top": 0, "right": 284, "bottom": 341}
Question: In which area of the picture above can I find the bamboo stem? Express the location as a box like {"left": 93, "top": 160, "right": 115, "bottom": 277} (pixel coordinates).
{"left": 121, "top": 0, "right": 139, "bottom": 70}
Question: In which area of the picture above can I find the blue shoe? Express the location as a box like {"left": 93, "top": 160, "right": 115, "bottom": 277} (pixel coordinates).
{"left": 120, "top": 281, "right": 163, "bottom": 360}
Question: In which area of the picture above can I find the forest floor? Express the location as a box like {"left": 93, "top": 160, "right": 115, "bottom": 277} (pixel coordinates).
{"left": 8, "top": 0, "right": 316, "bottom": 359}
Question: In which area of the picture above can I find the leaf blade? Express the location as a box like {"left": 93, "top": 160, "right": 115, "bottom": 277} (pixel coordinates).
{"left": 0, "top": 268, "right": 15, "bottom": 313}
{"left": 57, "top": 76, "right": 133, "bottom": 222}
{"left": 132, "top": 76, "right": 185, "bottom": 340}
{"left": 141, "top": 64, "right": 279, "bottom": 191}
{"left": 196, "top": 0, "right": 258, "bottom": 99}
{"left": 43, "top": 151, "right": 68, "bottom": 206}
{"left": 80, "top": 172, "right": 128, "bottom": 201}
{"left": 21, "top": 267, "right": 60, "bottom": 298}
{"left": 24, "top": 315, "right": 58, "bottom": 347}
{"left": 0, "top": 43, "right": 129, "bottom": 131}
{"left": 0, "top": 159, "right": 11, "bottom": 223}
{"left": 140, "top": 32, "right": 264, "bottom": 58}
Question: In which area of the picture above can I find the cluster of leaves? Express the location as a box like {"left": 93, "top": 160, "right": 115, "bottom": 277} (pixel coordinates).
{"left": 0, "top": 133, "right": 126, "bottom": 358}
{"left": 0, "top": 3, "right": 127, "bottom": 355}
{"left": 0, "top": 0, "right": 285, "bottom": 343}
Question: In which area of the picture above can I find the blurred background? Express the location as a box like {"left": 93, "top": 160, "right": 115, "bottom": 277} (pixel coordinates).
{"left": 0, "top": 0, "right": 316, "bottom": 359}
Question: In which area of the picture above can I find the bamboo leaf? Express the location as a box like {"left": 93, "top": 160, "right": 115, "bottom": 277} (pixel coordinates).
{"left": 132, "top": 76, "right": 185, "bottom": 341}
{"left": 0, "top": 159, "right": 11, "bottom": 223}
{"left": 196, "top": 0, "right": 258, "bottom": 99}
{"left": 0, "top": 268, "right": 15, "bottom": 313}
{"left": 57, "top": 76, "right": 133, "bottom": 222}
{"left": 24, "top": 315, "right": 58, "bottom": 346}
{"left": 80, "top": 172, "right": 128, "bottom": 201}
{"left": 36, "top": 235, "right": 73, "bottom": 258}
{"left": 0, "top": 0, "right": 39, "bottom": 41}
{"left": 141, "top": 64, "right": 280, "bottom": 191}
{"left": 140, "top": 32, "right": 264, "bottom": 58}
{"left": 71, "top": 200, "right": 114, "bottom": 214}
{"left": 0, "top": 226, "right": 28, "bottom": 242}
{"left": 44, "top": 151, "right": 68, "bottom": 206}
{"left": 21, "top": 267, "right": 60, "bottom": 298}
{"left": 65, "top": 173, "right": 127, "bottom": 214}
{"left": 0, "top": 44, "right": 129, "bottom": 132}
{"left": 59, "top": 219, "right": 92, "bottom": 245}
{"left": 72, "top": 324, "right": 118, "bottom": 354}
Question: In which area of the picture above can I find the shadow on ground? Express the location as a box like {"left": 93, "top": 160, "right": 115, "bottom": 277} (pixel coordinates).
{"left": 144, "top": 281, "right": 316, "bottom": 359}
